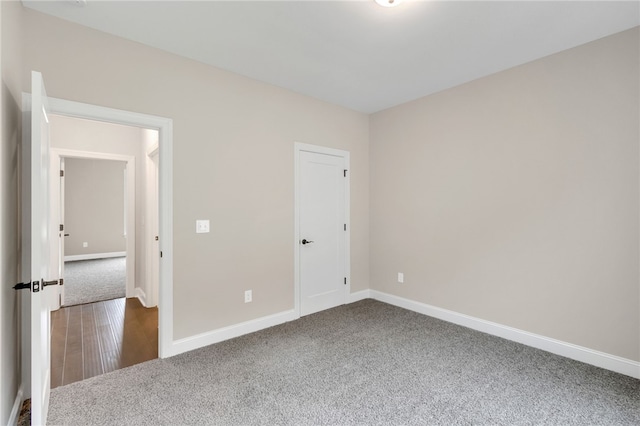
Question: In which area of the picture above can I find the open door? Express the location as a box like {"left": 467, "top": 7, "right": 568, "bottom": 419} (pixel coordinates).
{"left": 59, "top": 157, "right": 66, "bottom": 306}
{"left": 26, "top": 70, "right": 55, "bottom": 425}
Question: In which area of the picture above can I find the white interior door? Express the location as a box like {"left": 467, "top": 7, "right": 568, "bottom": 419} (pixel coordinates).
{"left": 298, "top": 149, "right": 348, "bottom": 316}
{"left": 27, "top": 70, "right": 54, "bottom": 426}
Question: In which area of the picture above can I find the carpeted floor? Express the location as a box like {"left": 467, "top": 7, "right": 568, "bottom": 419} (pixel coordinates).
{"left": 63, "top": 257, "right": 126, "bottom": 306}
{"left": 48, "top": 299, "right": 639, "bottom": 425}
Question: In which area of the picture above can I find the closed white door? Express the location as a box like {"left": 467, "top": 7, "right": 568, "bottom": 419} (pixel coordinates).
{"left": 298, "top": 148, "right": 348, "bottom": 316}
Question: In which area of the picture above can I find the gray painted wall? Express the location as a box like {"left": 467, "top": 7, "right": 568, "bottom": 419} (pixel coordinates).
{"left": 64, "top": 158, "right": 126, "bottom": 256}
{"left": 370, "top": 28, "right": 639, "bottom": 361}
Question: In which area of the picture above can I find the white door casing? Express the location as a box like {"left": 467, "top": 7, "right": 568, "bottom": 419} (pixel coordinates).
{"left": 58, "top": 157, "right": 66, "bottom": 307}
{"left": 51, "top": 149, "right": 136, "bottom": 301}
{"left": 146, "top": 145, "right": 160, "bottom": 307}
{"left": 48, "top": 148, "right": 61, "bottom": 311}
{"left": 26, "top": 70, "right": 53, "bottom": 426}
{"left": 295, "top": 143, "right": 350, "bottom": 317}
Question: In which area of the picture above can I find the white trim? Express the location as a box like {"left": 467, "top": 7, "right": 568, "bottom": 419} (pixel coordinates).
{"left": 169, "top": 291, "right": 368, "bottom": 357}
{"left": 170, "top": 310, "right": 297, "bottom": 357}
{"left": 369, "top": 290, "right": 640, "bottom": 379}
{"left": 294, "top": 142, "right": 351, "bottom": 318}
{"left": 147, "top": 142, "right": 159, "bottom": 157}
{"left": 52, "top": 148, "right": 136, "bottom": 299}
{"left": 46, "top": 97, "right": 174, "bottom": 359}
{"left": 53, "top": 148, "right": 134, "bottom": 163}
{"left": 135, "top": 287, "right": 148, "bottom": 308}
{"left": 64, "top": 251, "right": 126, "bottom": 262}
{"left": 144, "top": 146, "right": 160, "bottom": 308}
{"left": 348, "top": 289, "right": 371, "bottom": 303}
{"left": 8, "top": 385, "right": 24, "bottom": 426}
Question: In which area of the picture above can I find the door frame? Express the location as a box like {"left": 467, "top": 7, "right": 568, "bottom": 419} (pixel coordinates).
{"left": 51, "top": 149, "right": 136, "bottom": 308}
{"left": 145, "top": 143, "right": 160, "bottom": 308}
{"left": 46, "top": 96, "right": 174, "bottom": 358}
{"left": 293, "top": 142, "right": 350, "bottom": 318}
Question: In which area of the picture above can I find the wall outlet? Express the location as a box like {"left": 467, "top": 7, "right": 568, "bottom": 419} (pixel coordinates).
{"left": 83, "top": 242, "right": 88, "bottom": 248}
{"left": 397, "top": 272, "right": 404, "bottom": 283}
{"left": 196, "top": 219, "right": 210, "bottom": 234}
{"left": 244, "top": 290, "right": 252, "bottom": 303}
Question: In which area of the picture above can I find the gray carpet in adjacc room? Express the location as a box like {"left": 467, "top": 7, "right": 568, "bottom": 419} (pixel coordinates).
{"left": 48, "top": 299, "right": 639, "bottom": 426}
{"left": 63, "top": 257, "right": 126, "bottom": 306}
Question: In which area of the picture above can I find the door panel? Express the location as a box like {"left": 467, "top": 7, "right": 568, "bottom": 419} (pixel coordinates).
{"left": 299, "top": 150, "right": 346, "bottom": 316}
{"left": 29, "top": 70, "right": 53, "bottom": 426}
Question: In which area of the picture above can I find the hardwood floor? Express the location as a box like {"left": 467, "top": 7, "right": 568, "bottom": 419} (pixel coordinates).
{"left": 50, "top": 297, "right": 158, "bottom": 389}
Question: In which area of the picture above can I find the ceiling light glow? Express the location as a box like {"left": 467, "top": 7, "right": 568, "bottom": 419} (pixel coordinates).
{"left": 375, "top": 0, "right": 404, "bottom": 7}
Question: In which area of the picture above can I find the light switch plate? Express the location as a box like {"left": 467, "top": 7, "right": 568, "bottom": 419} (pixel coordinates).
{"left": 398, "top": 272, "right": 404, "bottom": 283}
{"left": 196, "top": 220, "right": 210, "bottom": 234}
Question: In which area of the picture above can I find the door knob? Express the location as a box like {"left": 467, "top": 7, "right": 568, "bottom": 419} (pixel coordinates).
{"left": 301, "top": 239, "right": 314, "bottom": 245}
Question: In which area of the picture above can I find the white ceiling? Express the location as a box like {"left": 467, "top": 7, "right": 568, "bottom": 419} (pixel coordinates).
{"left": 23, "top": 1, "right": 640, "bottom": 113}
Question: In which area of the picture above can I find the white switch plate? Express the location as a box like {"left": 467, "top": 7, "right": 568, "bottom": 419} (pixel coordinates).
{"left": 398, "top": 272, "right": 404, "bottom": 283}
{"left": 83, "top": 242, "right": 88, "bottom": 248}
{"left": 196, "top": 220, "right": 210, "bottom": 234}
{"left": 244, "top": 290, "right": 252, "bottom": 303}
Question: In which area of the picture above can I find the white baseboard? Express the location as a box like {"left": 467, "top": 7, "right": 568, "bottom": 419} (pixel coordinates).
{"left": 135, "top": 287, "right": 148, "bottom": 307}
{"left": 370, "top": 290, "right": 640, "bottom": 379}
{"left": 169, "top": 292, "right": 370, "bottom": 358}
{"left": 8, "top": 385, "right": 24, "bottom": 426}
{"left": 170, "top": 309, "right": 298, "bottom": 357}
{"left": 348, "top": 289, "right": 371, "bottom": 303}
{"left": 64, "top": 251, "right": 126, "bottom": 262}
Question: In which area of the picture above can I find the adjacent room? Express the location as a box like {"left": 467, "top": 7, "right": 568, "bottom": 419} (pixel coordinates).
{"left": 48, "top": 115, "right": 161, "bottom": 389}
{"left": 1, "top": 1, "right": 638, "bottom": 425}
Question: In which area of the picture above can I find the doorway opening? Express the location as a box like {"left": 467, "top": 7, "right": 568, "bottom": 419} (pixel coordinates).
{"left": 46, "top": 112, "right": 165, "bottom": 387}
{"left": 60, "top": 156, "right": 129, "bottom": 307}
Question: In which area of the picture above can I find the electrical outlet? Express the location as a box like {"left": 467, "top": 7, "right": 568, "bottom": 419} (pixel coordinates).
{"left": 398, "top": 272, "right": 404, "bottom": 283}
{"left": 196, "top": 220, "right": 210, "bottom": 234}
{"left": 244, "top": 290, "right": 252, "bottom": 303}
{"left": 83, "top": 242, "right": 88, "bottom": 248}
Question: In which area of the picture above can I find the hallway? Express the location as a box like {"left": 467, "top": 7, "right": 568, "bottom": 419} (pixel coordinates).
{"left": 50, "top": 298, "right": 158, "bottom": 388}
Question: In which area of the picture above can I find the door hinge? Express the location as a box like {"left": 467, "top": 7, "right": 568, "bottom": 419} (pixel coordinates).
{"left": 344, "top": 224, "right": 346, "bottom": 231}
{"left": 60, "top": 170, "right": 64, "bottom": 177}
{"left": 344, "top": 277, "right": 347, "bottom": 285}
{"left": 343, "top": 169, "right": 347, "bottom": 177}
{"left": 60, "top": 224, "right": 64, "bottom": 231}
{"left": 160, "top": 251, "right": 163, "bottom": 258}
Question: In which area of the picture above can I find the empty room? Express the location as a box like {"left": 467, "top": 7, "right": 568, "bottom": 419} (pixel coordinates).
{"left": 1, "top": 1, "right": 638, "bottom": 425}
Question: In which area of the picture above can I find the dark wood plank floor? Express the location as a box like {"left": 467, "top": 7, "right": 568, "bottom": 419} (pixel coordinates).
{"left": 50, "top": 297, "right": 158, "bottom": 388}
